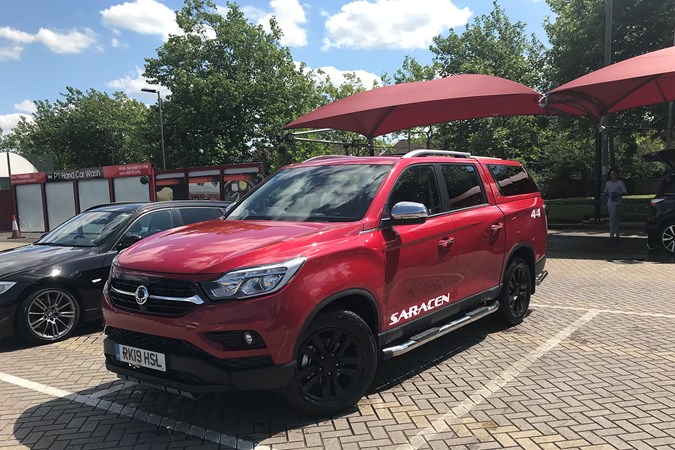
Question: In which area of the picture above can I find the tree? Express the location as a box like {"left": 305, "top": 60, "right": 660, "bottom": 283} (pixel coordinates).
{"left": 8, "top": 88, "right": 153, "bottom": 170}
{"left": 543, "top": 0, "right": 672, "bottom": 186}
{"left": 429, "top": 1, "right": 547, "bottom": 162}
{"left": 143, "top": 0, "right": 322, "bottom": 170}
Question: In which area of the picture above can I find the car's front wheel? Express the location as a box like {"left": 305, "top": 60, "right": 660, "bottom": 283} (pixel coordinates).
{"left": 659, "top": 221, "right": 675, "bottom": 255}
{"left": 17, "top": 287, "right": 80, "bottom": 344}
{"left": 282, "top": 309, "right": 377, "bottom": 415}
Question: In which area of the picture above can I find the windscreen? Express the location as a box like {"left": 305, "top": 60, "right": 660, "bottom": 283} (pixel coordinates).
{"left": 227, "top": 164, "right": 392, "bottom": 222}
{"left": 37, "top": 211, "right": 132, "bottom": 247}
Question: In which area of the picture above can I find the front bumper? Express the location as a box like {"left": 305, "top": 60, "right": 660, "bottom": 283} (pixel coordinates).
{"left": 104, "top": 336, "right": 296, "bottom": 393}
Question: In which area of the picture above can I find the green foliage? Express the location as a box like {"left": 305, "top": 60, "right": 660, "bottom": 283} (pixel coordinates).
{"left": 143, "top": 0, "right": 322, "bottom": 170}
{"left": 7, "top": 87, "right": 152, "bottom": 170}
{"left": 429, "top": 1, "right": 546, "bottom": 163}
{"left": 542, "top": 0, "right": 673, "bottom": 196}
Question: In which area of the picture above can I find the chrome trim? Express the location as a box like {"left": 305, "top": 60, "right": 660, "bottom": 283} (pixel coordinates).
{"left": 381, "top": 301, "right": 499, "bottom": 359}
{"left": 535, "top": 270, "right": 548, "bottom": 286}
{"left": 110, "top": 285, "right": 204, "bottom": 305}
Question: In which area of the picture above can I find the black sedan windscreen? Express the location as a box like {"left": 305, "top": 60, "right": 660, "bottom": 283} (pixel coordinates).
{"left": 227, "top": 164, "right": 392, "bottom": 222}
{"left": 38, "top": 211, "right": 132, "bottom": 247}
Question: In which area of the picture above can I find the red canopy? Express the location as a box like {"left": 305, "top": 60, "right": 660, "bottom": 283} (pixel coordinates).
{"left": 542, "top": 46, "right": 675, "bottom": 118}
{"left": 284, "top": 74, "right": 547, "bottom": 138}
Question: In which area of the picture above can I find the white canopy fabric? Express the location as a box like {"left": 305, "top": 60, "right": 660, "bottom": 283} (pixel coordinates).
{"left": 0, "top": 152, "right": 38, "bottom": 177}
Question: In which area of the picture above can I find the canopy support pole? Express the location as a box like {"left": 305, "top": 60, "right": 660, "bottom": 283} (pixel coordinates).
{"left": 367, "top": 137, "right": 375, "bottom": 156}
{"left": 595, "top": 126, "right": 603, "bottom": 223}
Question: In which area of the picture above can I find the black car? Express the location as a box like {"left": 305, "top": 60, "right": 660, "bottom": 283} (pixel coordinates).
{"left": 645, "top": 148, "right": 675, "bottom": 255}
{"left": 0, "top": 201, "right": 231, "bottom": 344}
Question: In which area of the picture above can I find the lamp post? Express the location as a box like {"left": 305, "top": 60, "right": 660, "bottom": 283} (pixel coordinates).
{"left": 141, "top": 88, "right": 166, "bottom": 170}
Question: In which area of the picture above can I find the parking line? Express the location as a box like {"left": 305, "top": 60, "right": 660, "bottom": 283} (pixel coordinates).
{"left": 0, "top": 371, "right": 272, "bottom": 449}
{"left": 532, "top": 303, "right": 675, "bottom": 319}
{"left": 399, "top": 310, "right": 599, "bottom": 450}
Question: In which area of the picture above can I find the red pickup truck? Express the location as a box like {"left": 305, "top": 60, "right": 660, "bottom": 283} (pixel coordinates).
{"left": 102, "top": 150, "right": 548, "bottom": 414}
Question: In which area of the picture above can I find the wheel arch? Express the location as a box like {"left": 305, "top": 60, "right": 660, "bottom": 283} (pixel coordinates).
{"left": 292, "top": 289, "right": 381, "bottom": 358}
{"left": 503, "top": 244, "right": 536, "bottom": 294}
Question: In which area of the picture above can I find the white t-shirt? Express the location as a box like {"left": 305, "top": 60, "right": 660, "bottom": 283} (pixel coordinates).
{"left": 604, "top": 179, "right": 627, "bottom": 205}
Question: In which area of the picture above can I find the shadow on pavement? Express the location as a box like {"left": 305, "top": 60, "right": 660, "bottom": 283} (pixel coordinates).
{"left": 12, "top": 316, "right": 506, "bottom": 448}
{"left": 0, "top": 322, "right": 103, "bottom": 354}
{"left": 547, "top": 230, "right": 675, "bottom": 263}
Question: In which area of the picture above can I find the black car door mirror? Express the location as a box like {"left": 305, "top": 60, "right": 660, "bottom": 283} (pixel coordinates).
{"left": 388, "top": 201, "right": 429, "bottom": 226}
{"left": 116, "top": 234, "right": 143, "bottom": 251}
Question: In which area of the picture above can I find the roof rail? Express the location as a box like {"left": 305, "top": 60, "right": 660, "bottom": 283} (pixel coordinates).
{"left": 402, "top": 149, "right": 472, "bottom": 158}
{"left": 303, "top": 155, "right": 354, "bottom": 163}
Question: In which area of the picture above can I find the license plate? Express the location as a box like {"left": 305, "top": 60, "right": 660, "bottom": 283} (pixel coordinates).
{"left": 115, "top": 344, "right": 166, "bottom": 372}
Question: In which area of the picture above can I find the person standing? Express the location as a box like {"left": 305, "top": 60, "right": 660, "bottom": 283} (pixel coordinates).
{"left": 604, "top": 169, "right": 628, "bottom": 240}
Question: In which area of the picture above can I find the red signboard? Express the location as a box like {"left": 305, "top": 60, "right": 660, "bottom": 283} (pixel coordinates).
{"left": 103, "top": 163, "right": 153, "bottom": 178}
{"left": 10, "top": 172, "right": 46, "bottom": 185}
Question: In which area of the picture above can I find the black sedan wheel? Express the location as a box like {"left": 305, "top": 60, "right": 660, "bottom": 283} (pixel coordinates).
{"left": 283, "top": 310, "right": 376, "bottom": 415}
{"left": 18, "top": 288, "right": 80, "bottom": 344}
{"left": 497, "top": 257, "right": 531, "bottom": 325}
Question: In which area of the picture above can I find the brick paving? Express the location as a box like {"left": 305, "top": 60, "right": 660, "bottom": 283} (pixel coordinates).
{"left": 0, "top": 232, "right": 674, "bottom": 449}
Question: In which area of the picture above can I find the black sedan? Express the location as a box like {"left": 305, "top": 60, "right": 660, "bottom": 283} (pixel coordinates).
{"left": 0, "top": 201, "right": 231, "bottom": 344}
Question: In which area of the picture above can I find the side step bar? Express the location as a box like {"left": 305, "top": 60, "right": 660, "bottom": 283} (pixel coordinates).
{"left": 381, "top": 301, "right": 500, "bottom": 359}
{"left": 535, "top": 270, "right": 548, "bottom": 286}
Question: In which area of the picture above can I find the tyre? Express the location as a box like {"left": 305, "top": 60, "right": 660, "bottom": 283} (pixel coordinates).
{"left": 16, "top": 287, "right": 81, "bottom": 344}
{"left": 658, "top": 221, "right": 675, "bottom": 255}
{"left": 497, "top": 257, "right": 531, "bottom": 325}
{"left": 282, "top": 309, "right": 377, "bottom": 415}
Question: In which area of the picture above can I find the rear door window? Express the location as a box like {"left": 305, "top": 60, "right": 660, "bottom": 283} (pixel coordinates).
{"left": 487, "top": 164, "right": 539, "bottom": 196}
{"left": 441, "top": 164, "right": 486, "bottom": 210}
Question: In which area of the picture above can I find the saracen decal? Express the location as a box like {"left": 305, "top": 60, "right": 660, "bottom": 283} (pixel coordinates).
{"left": 390, "top": 293, "right": 451, "bottom": 325}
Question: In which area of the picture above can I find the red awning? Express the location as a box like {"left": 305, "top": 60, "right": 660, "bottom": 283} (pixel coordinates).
{"left": 542, "top": 46, "right": 675, "bottom": 118}
{"left": 284, "top": 74, "right": 547, "bottom": 138}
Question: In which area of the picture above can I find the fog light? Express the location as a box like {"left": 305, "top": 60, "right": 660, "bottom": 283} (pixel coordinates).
{"left": 243, "top": 331, "right": 254, "bottom": 345}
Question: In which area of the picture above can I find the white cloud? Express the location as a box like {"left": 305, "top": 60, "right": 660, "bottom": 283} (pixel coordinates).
{"left": 101, "top": 0, "right": 182, "bottom": 40}
{"left": 111, "top": 38, "right": 128, "bottom": 48}
{"left": 106, "top": 68, "right": 169, "bottom": 99}
{"left": 0, "top": 26, "right": 98, "bottom": 59}
{"left": 35, "top": 28, "right": 98, "bottom": 54}
{"left": 314, "top": 65, "right": 381, "bottom": 88}
{"left": 322, "top": 0, "right": 472, "bottom": 50}
{"left": 0, "top": 113, "right": 32, "bottom": 134}
{"left": 0, "top": 45, "right": 23, "bottom": 61}
{"left": 242, "top": 0, "right": 308, "bottom": 47}
{"left": 14, "top": 100, "right": 36, "bottom": 114}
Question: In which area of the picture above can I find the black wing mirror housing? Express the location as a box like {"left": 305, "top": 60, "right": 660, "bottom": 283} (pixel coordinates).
{"left": 116, "top": 234, "right": 143, "bottom": 251}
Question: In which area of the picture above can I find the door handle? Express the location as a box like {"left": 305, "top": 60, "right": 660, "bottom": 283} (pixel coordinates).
{"left": 491, "top": 222, "right": 504, "bottom": 232}
{"left": 438, "top": 237, "right": 455, "bottom": 249}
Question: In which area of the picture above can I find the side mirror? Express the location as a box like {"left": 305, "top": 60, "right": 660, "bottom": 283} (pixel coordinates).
{"left": 116, "top": 234, "right": 142, "bottom": 251}
{"left": 388, "top": 201, "right": 429, "bottom": 226}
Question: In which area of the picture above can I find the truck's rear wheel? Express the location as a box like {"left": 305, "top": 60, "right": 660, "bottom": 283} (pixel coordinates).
{"left": 283, "top": 309, "right": 377, "bottom": 415}
{"left": 497, "top": 257, "right": 531, "bottom": 325}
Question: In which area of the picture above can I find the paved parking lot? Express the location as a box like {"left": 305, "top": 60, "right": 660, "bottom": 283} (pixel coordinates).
{"left": 1, "top": 230, "right": 674, "bottom": 449}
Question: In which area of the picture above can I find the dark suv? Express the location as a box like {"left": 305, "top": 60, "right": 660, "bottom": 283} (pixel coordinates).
{"left": 103, "top": 150, "right": 548, "bottom": 414}
{"left": 0, "top": 201, "right": 230, "bottom": 343}
{"left": 645, "top": 149, "right": 675, "bottom": 255}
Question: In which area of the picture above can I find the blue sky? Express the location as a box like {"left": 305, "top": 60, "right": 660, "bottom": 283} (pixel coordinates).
{"left": 0, "top": 0, "right": 553, "bottom": 134}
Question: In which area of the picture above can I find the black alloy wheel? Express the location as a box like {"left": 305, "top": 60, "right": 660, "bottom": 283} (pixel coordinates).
{"left": 498, "top": 257, "right": 531, "bottom": 325}
{"left": 283, "top": 310, "right": 377, "bottom": 415}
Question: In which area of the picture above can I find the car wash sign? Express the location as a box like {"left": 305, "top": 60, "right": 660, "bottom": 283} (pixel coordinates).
{"left": 46, "top": 167, "right": 103, "bottom": 182}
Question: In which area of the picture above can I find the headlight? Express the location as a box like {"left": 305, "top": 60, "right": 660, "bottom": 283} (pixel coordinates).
{"left": 202, "top": 257, "right": 306, "bottom": 300}
{"left": 0, "top": 282, "right": 17, "bottom": 295}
